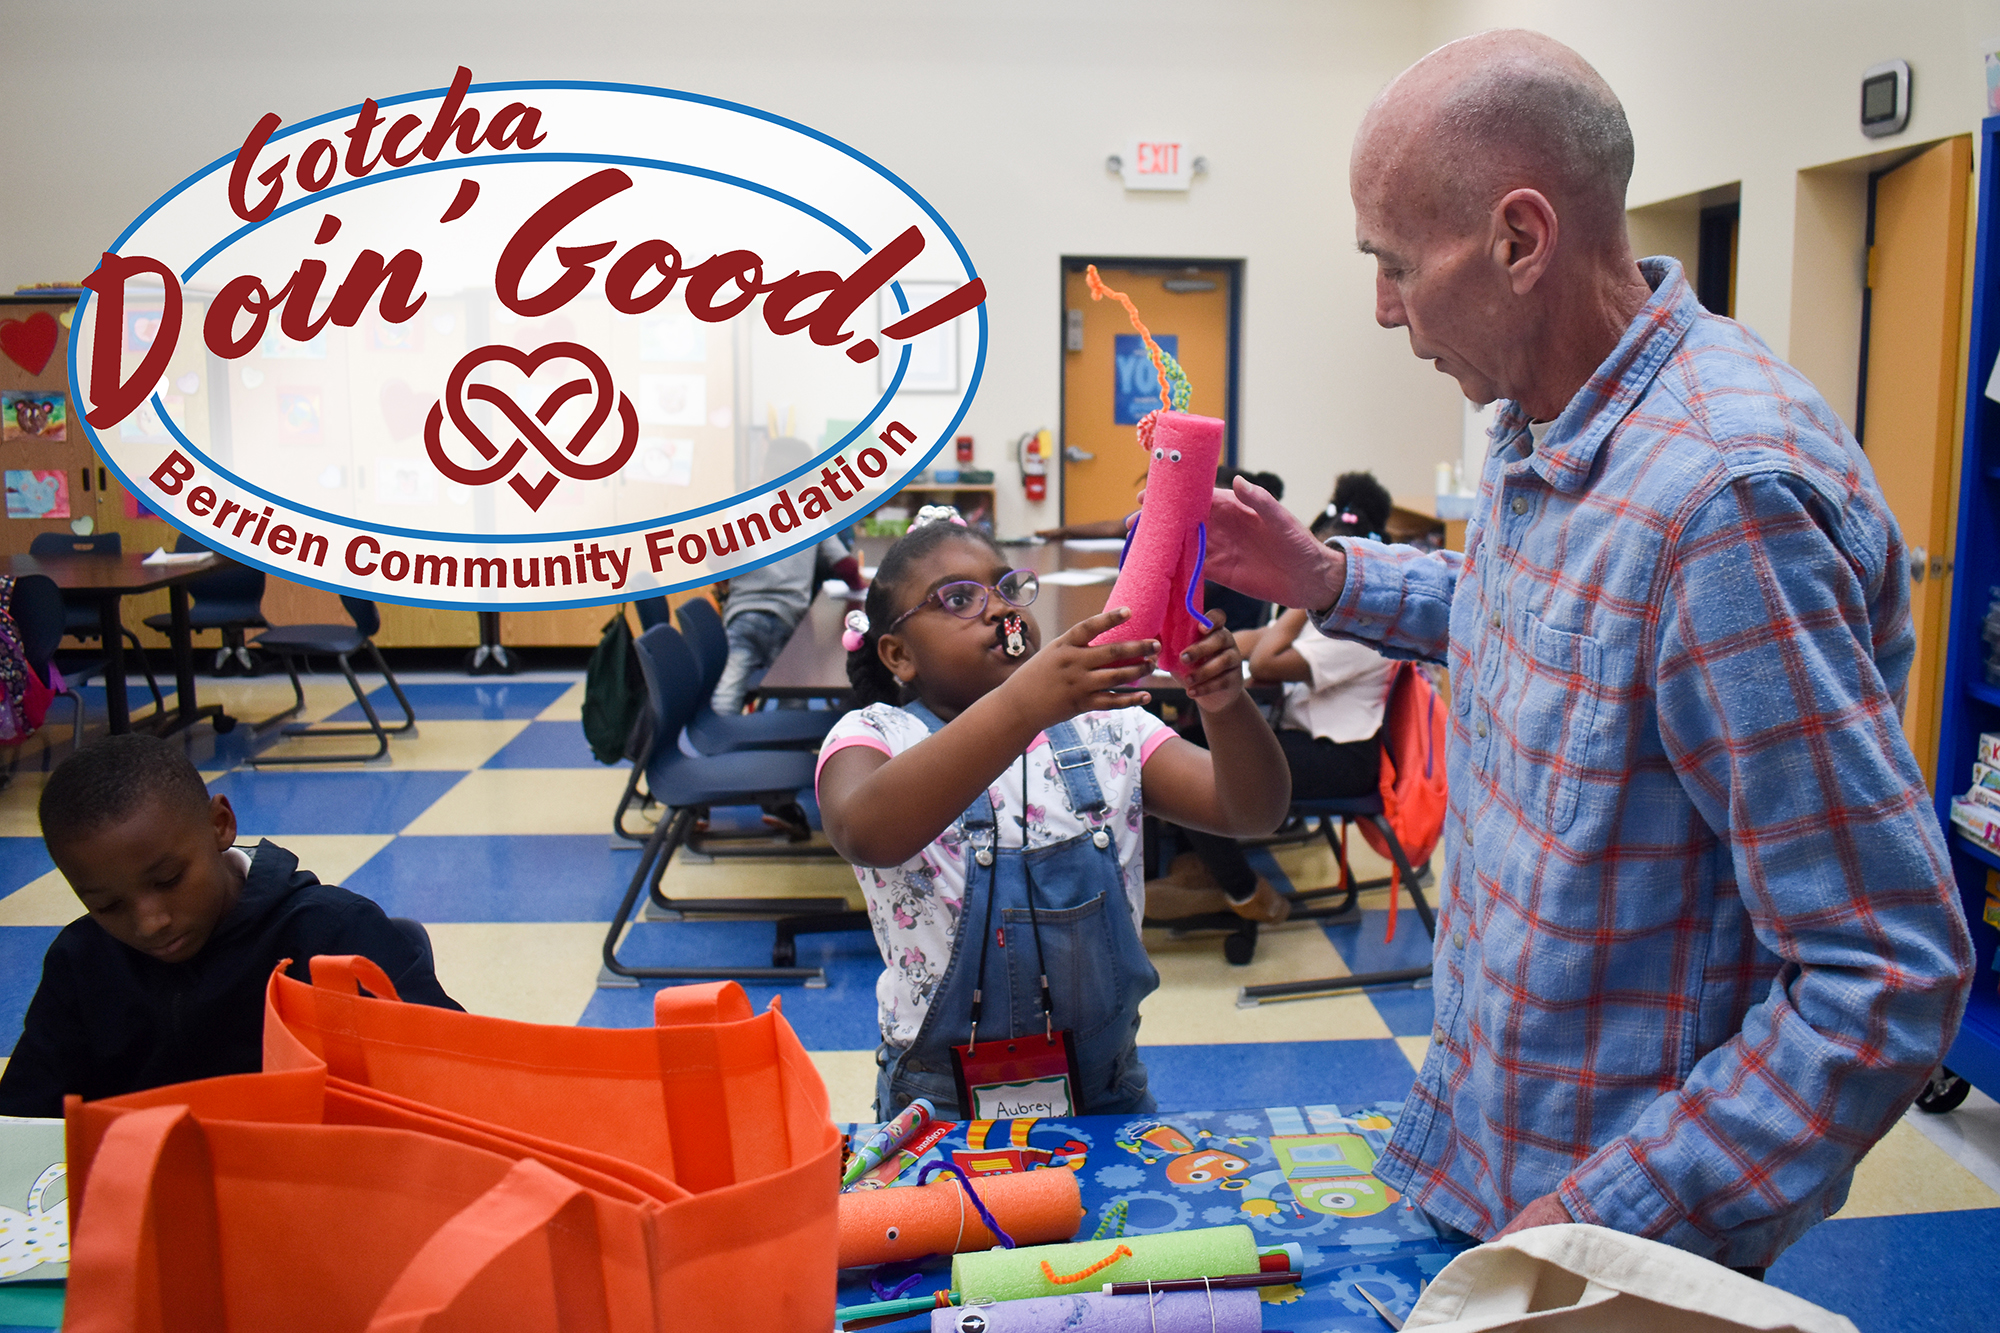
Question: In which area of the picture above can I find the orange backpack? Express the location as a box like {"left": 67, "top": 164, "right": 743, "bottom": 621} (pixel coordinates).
{"left": 1357, "top": 662, "right": 1449, "bottom": 942}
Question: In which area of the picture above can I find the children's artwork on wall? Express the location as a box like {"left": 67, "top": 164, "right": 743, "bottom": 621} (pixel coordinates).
{"left": 124, "top": 307, "right": 165, "bottom": 354}
{"left": 1115, "top": 333, "right": 1178, "bottom": 425}
{"left": 638, "top": 373, "right": 707, "bottom": 426}
{"left": 1, "top": 393, "right": 64, "bottom": 442}
{"left": 877, "top": 283, "right": 959, "bottom": 394}
{"left": 0, "top": 1117, "right": 68, "bottom": 1282}
{"left": 369, "top": 319, "right": 423, "bottom": 352}
{"left": 4, "top": 469, "right": 70, "bottom": 519}
{"left": 277, "top": 389, "right": 323, "bottom": 445}
{"left": 118, "top": 394, "right": 180, "bottom": 445}
{"left": 639, "top": 310, "right": 705, "bottom": 362}
{"left": 0, "top": 311, "right": 60, "bottom": 377}
{"left": 123, "top": 489, "right": 156, "bottom": 521}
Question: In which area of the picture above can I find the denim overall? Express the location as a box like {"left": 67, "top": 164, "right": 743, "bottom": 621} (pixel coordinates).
{"left": 875, "top": 704, "right": 1160, "bottom": 1120}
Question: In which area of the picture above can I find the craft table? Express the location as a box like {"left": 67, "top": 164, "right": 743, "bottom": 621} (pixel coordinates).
{"left": 759, "top": 538, "right": 1188, "bottom": 701}
{"left": 10, "top": 552, "right": 233, "bottom": 737}
{"left": 835, "top": 1101, "right": 1470, "bottom": 1332}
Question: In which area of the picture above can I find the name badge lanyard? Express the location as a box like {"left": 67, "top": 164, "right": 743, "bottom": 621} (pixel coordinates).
{"left": 951, "top": 753, "right": 1083, "bottom": 1117}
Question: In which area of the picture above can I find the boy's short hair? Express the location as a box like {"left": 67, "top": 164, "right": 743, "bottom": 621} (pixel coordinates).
{"left": 40, "top": 735, "right": 212, "bottom": 848}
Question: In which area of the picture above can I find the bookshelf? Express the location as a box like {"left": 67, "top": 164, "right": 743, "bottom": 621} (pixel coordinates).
{"left": 1932, "top": 115, "right": 2000, "bottom": 1099}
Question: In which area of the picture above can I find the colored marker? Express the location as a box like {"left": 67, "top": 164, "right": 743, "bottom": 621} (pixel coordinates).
{"left": 1103, "top": 1271, "right": 1301, "bottom": 1296}
{"left": 842, "top": 1097, "right": 937, "bottom": 1188}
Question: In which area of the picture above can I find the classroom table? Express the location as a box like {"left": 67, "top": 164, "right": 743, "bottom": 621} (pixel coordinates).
{"left": 759, "top": 538, "right": 1175, "bottom": 699}
{"left": 10, "top": 551, "right": 233, "bottom": 737}
{"left": 834, "top": 1100, "right": 1470, "bottom": 1332}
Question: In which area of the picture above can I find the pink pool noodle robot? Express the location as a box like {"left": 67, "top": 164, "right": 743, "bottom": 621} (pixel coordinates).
{"left": 1089, "top": 410, "right": 1225, "bottom": 678}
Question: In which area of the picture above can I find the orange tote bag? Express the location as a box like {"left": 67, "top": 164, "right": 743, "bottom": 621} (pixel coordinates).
{"left": 263, "top": 959, "right": 840, "bottom": 1333}
{"left": 64, "top": 1103, "right": 636, "bottom": 1333}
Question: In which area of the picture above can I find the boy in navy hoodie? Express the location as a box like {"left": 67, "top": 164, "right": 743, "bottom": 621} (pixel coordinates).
{"left": 0, "top": 734, "right": 459, "bottom": 1116}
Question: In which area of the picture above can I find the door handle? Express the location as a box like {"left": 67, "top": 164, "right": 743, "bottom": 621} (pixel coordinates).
{"left": 1064, "top": 446, "right": 1095, "bottom": 463}
{"left": 1910, "top": 546, "right": 1927, "bottom": 583}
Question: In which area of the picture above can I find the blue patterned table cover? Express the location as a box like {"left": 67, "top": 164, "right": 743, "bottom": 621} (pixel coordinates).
{"left": 836, "top": 1101, "right": 1473, "bottom": 1331}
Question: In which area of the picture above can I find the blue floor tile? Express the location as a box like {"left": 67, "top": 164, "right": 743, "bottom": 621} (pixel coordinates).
{"left": 1768, "top": 1207, "right": 2000, "bottom": 1332}
{"left": 205, "top": 770, "right": 463, "bottom": 835}
{"left": 579, "top": 921, "right": 883, "bottom": 1049}
{"left": 325, "top": 681, "right": 570, "bottom": 723}
{"left": 1138, "top": 1040, "right": 1418, "bottom": 1115}
{"left": 0, "top": 840, "right": 53, "bottom": 895}
{"left": 342, "top": 835, "right": 634, "bottom": 921}
{"left": 484, "top": 721, "right": 616, "bottom": 769}
{"left": 0, "top": 927, "right": 64, "bottom": 1057}
{"left": 1326, "top": 909, "right": 1436, "bottom": 1037}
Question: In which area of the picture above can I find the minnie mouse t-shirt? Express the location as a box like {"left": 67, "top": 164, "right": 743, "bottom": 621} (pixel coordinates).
{"left": 816, "top": 703, "right": 1174, "bottom": 1049}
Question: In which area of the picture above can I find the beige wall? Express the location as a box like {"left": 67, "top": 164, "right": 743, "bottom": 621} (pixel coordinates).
{"left": 10, "top": 1, "right": 1997, "bottom": 539}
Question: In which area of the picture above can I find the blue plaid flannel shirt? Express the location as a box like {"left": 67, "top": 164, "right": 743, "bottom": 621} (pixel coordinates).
{"left": 1321, "top": 258, "right": 1974, "bottom": 1266}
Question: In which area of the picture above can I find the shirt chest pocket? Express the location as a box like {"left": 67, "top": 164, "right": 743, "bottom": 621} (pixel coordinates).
{"left": 1507, "top": 613, "right": 1603, "bottom": 835}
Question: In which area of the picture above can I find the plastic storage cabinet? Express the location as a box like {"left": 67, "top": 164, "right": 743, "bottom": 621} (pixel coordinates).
{"left": 1932, "top": 115, "right": 2000, "bottom": 1104}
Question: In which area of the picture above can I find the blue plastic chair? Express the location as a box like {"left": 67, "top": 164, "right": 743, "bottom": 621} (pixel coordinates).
{"left": 27, "top": 532, "right": 165, "bottom": 714}
{"left": 142, "top": 535, "right": 267, "bottom": 673}
{"left": 12, "top": 573, "right": 90, "bottom": 752}
{"left": 246, "top": 596, "right": 416, "bottom": 764}
{"left": 600, "top": 624, "right": 856, "bottom": 987}
{"left": 674, "top": 597, "right": 837, "bottom": 753}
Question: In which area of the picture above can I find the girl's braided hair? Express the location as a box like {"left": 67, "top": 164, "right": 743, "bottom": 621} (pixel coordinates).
{"left": 844, "top": 519, "right": 1009, "bottom": 709}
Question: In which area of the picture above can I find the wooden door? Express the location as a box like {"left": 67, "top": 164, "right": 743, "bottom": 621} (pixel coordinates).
{"left": 1863, "top": 135, "right": 1972, "bottom": 786}
{"left": 1059, "top": 265, "right": 1233, "bottom": 528}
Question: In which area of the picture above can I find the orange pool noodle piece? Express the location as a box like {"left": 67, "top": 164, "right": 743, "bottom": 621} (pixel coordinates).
{"left": 838, "top": 1168, "right": 1084, "bottom": 1269}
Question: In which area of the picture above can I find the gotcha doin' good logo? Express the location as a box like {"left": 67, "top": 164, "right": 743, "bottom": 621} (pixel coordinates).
{"left": 74, "top": 68, "right": 986, "bottom": 607}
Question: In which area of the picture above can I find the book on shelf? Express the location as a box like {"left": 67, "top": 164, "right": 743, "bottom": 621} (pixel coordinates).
{"left": 1949, "top": 796, "right": 2000, "bottom": 853}
{"left": 1972, "top": 761, "right": 2000, "bottom": 792}
{"left": 1979, "top": 733, "right": 2000, "bottom": 767}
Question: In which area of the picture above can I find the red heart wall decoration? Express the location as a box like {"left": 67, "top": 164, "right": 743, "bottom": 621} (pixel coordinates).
{"left": 0, "top": 312, "right": 60, "bottom": 377}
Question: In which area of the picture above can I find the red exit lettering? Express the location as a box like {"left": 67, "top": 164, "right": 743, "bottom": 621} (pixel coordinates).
{"left": 1136, "top": 142, "right": 1180, "bottom": 176}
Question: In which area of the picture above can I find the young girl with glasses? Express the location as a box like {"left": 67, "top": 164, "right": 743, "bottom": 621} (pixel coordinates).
{"left": 817, "top": 509, "right": 1291, "bottom": 1120}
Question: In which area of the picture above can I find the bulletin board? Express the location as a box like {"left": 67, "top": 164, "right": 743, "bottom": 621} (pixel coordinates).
{"left": 0, "top": 294, "right": 626, "bottom": 648}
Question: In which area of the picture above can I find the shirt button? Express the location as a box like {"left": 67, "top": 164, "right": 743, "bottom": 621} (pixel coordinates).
{"left": 1453, "top": 929, "right": 1467, "bottom": 949}
{"left": 975, "top": 849, "right": 994, "bottom": 867}
{"left": 1091, "top": 830, "right": 1110, "bottom": 849}
{"left": 1476, "top": 716, "right": 1489, "bottom": 738}
{"left": 1489, "top": 608, "right": 1501, "bottom": 629}
{"left": 1461, "top": 825, "right": 1472, "bottom": 846}
{"left": 1434, "top": 1025, "right": 1446, "bottom": 1042}
{"left": 1510, "top": 495, "right": 1528, "bottom": 515}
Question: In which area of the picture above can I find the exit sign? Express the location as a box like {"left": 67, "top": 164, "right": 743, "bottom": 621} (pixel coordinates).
{"left": 1119, "top": 139, "right": 1195, "bottom": 191}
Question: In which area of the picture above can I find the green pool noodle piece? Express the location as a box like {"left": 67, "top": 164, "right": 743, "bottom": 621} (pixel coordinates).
{"left": 951, "top": 1224, "right": 1258, "bottom": 1302}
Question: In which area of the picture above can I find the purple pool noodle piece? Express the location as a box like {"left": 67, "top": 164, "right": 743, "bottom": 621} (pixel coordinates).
{"left": 929, "top": 1288, "right": 1261, "bottom": 1332}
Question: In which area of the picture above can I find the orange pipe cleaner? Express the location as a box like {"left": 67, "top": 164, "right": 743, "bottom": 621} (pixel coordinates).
{"left": 1040, "top": 1242, "right": 1133, "bottom": 1286}
{"left": 1084, "top": 267, "right": 1191, "bottom": 415}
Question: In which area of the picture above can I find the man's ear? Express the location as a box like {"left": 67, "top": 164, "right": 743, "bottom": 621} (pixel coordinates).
{"left": 209, "top": 793, "right": 237, "bottom": 851}
{"left": 877, "top": 632, "right": 917, "bottom": 685}
{"left": 1490, "top": 188, "right": 1559, "bottom": 295}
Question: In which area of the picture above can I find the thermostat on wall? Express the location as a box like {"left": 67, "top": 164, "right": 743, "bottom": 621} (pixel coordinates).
{"left": 1861, "top": 59, "right": 1911, "bottom": 138}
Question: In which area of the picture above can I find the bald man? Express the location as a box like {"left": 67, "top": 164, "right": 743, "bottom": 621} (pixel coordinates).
{"left": 1205, "top": 31, "right": 1972, "bottom": 1268}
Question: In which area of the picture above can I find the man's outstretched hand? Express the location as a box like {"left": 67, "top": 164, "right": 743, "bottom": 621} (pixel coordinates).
{"left": 1199, "top": 475, "right": 1347, "bottom": 613}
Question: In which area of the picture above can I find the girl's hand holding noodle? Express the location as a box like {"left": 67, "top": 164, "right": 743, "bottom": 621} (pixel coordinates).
{"left": 816, "top": 514, "right": 1290, "bottom": 1120}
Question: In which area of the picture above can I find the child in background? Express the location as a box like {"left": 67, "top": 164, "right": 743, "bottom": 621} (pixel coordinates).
{"left": 1163, "top": 473, "right": 1398, "bottom": 921}
{"left": 816, "top": 510, "right": 1291, "bottom": 1119}
{"left": 712, "top": 436, "right": 861, "bottom": 717}
{"left": 0, "top": 735, "right": 460, "bottom": 1117}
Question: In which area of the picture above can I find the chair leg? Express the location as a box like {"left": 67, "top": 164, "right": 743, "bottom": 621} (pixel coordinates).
{"left": 364, "top": 644, "right": 417, "bottom": 733}
{"left": 249, "top": 653, "right": 311, "bottom": 736}
{"left": 1236, "top": 817, "right": 1437, "bottom": 1007}
{"left": 610, "top": 764, "right": 652, "bottom": 845}
{"left": 248, "top": 652, "right": 392, "bottom": 764}
{"left": 597, "top": 807, "right": 832, "bottom": 986}
{"left": 119, "top": 629, "right": 166, "bottom": 715}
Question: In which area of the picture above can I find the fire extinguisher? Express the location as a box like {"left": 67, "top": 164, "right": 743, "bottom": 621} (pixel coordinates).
{"left": 1017, "top": 428, "right": 1051, "bottom": 503}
